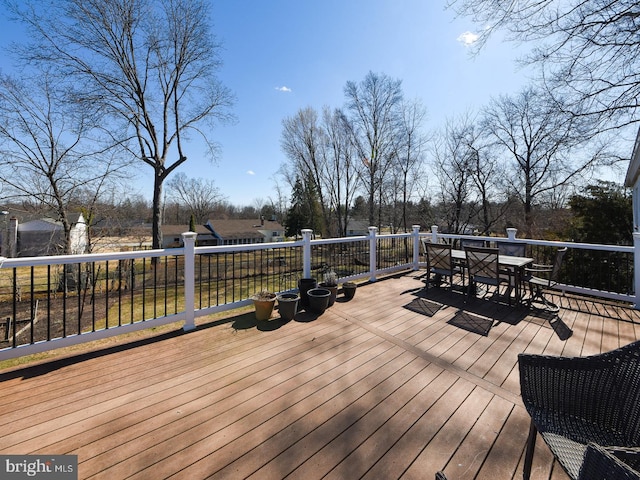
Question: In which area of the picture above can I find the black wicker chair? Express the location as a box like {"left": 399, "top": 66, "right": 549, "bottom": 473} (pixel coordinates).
{"left": 519, "top": 340, "right": 640, "bottom": 480}
{"left": 578, "top": 443, "right": 640, "bottom": 479}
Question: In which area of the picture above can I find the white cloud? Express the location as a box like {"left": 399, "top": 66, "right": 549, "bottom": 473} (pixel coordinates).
{"left": 247, "top": 170, "right": 255, "bottom": 176}
{"left": 275, "top": 86, "right": 292, "bottom": 92}
{"left": 457, "top": 31, "right": 479, "bottom": 47}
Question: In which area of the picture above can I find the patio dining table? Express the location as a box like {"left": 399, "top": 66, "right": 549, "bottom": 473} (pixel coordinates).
{"left": 451, "top": 249, "right": 534, "bottom": 305}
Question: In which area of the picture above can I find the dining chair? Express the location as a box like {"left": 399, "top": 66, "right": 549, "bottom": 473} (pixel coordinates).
{"left": 464, "top": 246, "right": 510, "bottom": 304}
{"left": 497, "top": 241, "right": 527, "bottom": 301}
{"left": 524, "top": 247, "right": 567, "bottom": 312}
{"left": 497, "top": 241, "right": 526, "bottom": 257}
{"left": 460, "top": 238, "right": 485, "bottom": 249}
{"left": 459, "top": 239, "right": 486, "bottom": 276}
{"left": 423, "top": 241, "right": 462, "bottom": 291}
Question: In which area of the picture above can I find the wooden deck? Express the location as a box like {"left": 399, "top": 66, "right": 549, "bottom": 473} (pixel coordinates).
{"left": 1, "top": 270, "right": 639, "bottom": 480}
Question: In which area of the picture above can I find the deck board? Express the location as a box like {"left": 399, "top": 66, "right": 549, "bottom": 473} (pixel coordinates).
{"left": 1, "top": 270, "right": 639, "bottom": 479}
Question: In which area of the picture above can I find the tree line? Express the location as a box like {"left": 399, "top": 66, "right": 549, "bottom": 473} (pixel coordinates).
{"left": 279, "top": 0, "right": 640, "bottom": 239}
{"left": 0, "top": 0, "right": 637, "bottom": 254}
{"left": 278, "top": 72, "right": 623, "bottom": 240}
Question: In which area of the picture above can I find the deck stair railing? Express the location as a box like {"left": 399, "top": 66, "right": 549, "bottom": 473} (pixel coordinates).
{"left": 0, "top": 225, "right": 637, "bottom": 361}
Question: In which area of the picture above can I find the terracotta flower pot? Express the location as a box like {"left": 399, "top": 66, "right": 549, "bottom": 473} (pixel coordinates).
{"left": 252, "top": 292, "right": 276, "bottom": 321}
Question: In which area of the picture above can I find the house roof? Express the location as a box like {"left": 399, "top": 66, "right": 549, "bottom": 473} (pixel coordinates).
{"left": 18, "top": 213, "right": 85, "bottom": 232}
{"left": 206, "top": 219, "right": 284, "bottom": 240}
{"left": 161, "top": 225, "right": 214, "bottom": 236}
{"left": 347, "top": 220, "right": 370, "bottom": 231}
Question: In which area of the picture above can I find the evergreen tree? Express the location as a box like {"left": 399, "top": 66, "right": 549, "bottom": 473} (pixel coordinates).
{"left": 568, "top": 182, "right": 633, "bottom": 245}
{"left": 284, "top": 176, "right": 324, "bottom": 237}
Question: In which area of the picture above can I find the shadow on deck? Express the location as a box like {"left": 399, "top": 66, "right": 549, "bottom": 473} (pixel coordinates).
{"left": 0, "top": 270, "right": 638, "bottom": 479}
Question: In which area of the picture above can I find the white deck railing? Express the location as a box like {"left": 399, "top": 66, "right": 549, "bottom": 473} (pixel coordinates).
{"left": 0, "top": 226, "right": 637, "bottom": 362}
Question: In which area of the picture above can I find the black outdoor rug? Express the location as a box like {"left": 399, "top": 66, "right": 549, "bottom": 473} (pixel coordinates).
{"left": 448, "top": 311, "right": 494, "bottom": 336}
{"left": 403, "top": 298, "right": 443, "bottom": 317}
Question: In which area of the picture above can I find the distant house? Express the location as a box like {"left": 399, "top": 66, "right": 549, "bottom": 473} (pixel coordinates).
{"left": 346, "top": 220, "right": 370, "bottom": 237}
{"left": 204, "top": 218, "right": 285, "bottom": 245}
{"left": 160, "top": 225, "right": 218, "bottom": 248}
{"left": 10, "top": 213, "right": 88, "bottom": 257}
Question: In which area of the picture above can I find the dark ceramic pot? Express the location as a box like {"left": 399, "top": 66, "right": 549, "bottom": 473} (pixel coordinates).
{"left": 342, "top": 282, "right": 357, "bottom": 300}
{"left": 319, "top": 282, "right": 338, "bottom": 306}
{"left": 307, "top": 288, "right": 331, "bottom": 315}
{"left": 277, "top": 293, "right": 300, "bottom": 321}
{"left": 298, "top": 278, "right": 317, "bottom": 308}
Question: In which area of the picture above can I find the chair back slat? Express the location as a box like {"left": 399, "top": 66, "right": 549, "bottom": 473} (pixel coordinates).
{"left": 498, "top": 242, "right": 526, "bottom": 257}
{"left": 426, "top": 243, "right": 453, "bottom": 271}
{"left": 550, "top": 247, "right": 568, "bottom": 283}
{"left": 461, "top": 238, "right": 485, "bottom": 249}
{"left": 465, "top": 246, "right": 500, "bottom": 279}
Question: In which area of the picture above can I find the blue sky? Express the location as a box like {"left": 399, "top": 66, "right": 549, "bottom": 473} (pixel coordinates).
{"left": 0, "top": 1, "right": 534, "bottom": 207}
{"left": 203, "top": 0, "right": 534, "bottom": 206}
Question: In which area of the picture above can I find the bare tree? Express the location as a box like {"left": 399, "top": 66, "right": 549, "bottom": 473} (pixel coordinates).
{"left": 166, "top": 173, "right": 226, "bottom": 224}
{"left": 448, "top": 0, "right": 640, "bottom": 130}
{"left": 267, "top": 179, "right": 289, "bottom": 225}
{"left": 8, "top": 0, "right": 235, "bottom": 249}
{"left": 481, "top": 88, "right": 597, "bottom": 235}
{"left": 344, "top": 71, "right": 404, "bottom": 227}
{"left": 457, "top": 120, "right": 509, "bottom": 235}
{"left": 280, "top": 106, "right": 332, "bottom": 235}
{"left": 281, "top": 106, "right": 362, "bottom": 237}
{"left": 431, "top": 115, "right": 479, "bottom": 234}
{"left": 0, "top": 72, "right": 127, "bottom": 254}
{"left": 322, "top": 107, "right": 359, "bottom": 237}
{"left": 392, "top": 98, "right": 428, "bottom": 233}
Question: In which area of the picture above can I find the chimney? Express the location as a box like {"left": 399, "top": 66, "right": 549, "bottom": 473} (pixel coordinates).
{"left": 260, "top": 215, "right": 264, "bottom": 226}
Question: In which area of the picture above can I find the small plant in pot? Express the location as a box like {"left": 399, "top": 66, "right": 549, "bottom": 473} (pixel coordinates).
{"left": 319, "top": 269, "right": 338, "bottom": 306}
{"left": 342, "top": 281, "right": 357, "bottom": 300}
{"left": 252, "top": 290, "right": 277, "bottom": 321}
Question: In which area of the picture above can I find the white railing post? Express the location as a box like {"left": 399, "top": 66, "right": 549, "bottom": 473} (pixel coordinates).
{"left": 634, "top": 232, "right": 640, "bottom": 309}
{"left": 431, "top": 225, "right": 439, "bottom": 243}
{"left": 182, "top": 231, "right": 198, "bottom": 331}
{"left": 507, "top": 228, "right": 517, "bottom": 240}
{"left": 412, "top": 225, "right": 421, "bottom": 270}
{"left": 369, "top": 226, "right": 378, "bottom": 282}
{"left": 302, "top": 229, "right": 313, "bottom": 278}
